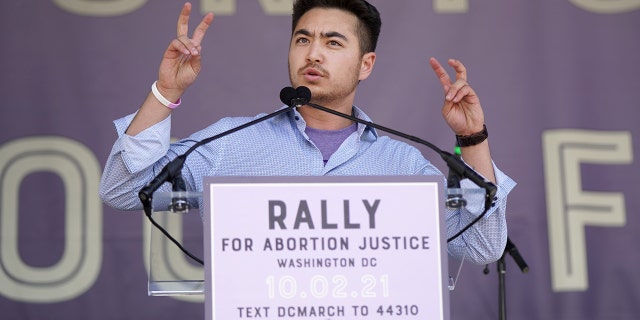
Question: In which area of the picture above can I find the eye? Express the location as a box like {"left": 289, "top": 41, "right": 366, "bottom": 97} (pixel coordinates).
{"left": 295, "top": 37, "right": 310, "bottom": 45}
{"left": 328, "top": 40, "right": 342, "bottom": 47}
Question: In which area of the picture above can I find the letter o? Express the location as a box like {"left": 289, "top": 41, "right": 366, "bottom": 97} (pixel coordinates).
{"left": 569, "top": 0, "right": 640, "bottom": 14}
{"left": 0, "top": 136, "right": 102, "bottom": 302}
{"left": 52, "top": 0, "right": 147, "bottom": 17}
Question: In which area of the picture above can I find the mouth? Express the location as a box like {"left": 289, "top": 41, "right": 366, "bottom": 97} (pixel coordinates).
{"left": 302, "top": 67, "right": 324, "bottom": 82}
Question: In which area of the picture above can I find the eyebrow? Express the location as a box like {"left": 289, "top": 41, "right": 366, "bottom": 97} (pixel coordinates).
{"left": 293, "top": 29, "right": 349, "bottom": 42}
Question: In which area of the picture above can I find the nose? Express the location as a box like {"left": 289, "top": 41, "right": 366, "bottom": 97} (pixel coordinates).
{"left": 306, "top": 41, "right": 323, "bottom": 64}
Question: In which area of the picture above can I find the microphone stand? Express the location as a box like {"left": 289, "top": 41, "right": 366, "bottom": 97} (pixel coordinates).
{"left": 484, "top": 237, "right": 529, "bottom": 320}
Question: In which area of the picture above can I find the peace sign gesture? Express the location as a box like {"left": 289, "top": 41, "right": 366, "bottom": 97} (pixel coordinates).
{"left": 156, "top": 2, "right": 214, "bottom": 104}
{"left": 429, "top": 57, "right": 485, "bottom": 137}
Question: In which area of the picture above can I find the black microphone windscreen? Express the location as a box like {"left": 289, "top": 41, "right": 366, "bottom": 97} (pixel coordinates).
{"left": 296, "top": 86, "right": 312, "bottom": 103}
{"left": 279, "top": 87, "right": 297, "bottom": 106}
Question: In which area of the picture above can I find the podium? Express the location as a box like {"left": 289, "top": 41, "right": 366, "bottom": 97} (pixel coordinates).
{"left": 147, "top": 176, "right": 474, "bottom": 320}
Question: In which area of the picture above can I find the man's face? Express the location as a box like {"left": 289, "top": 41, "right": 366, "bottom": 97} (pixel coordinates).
{"left": 288, "top": 8, "right": 374, "bottom": 106}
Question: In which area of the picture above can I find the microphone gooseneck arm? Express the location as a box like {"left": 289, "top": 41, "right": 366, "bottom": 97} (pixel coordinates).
{"left": 291, "top": 86, "right": 497, "bottom": 242}
{"left": 138, "top": 104, "right": 297, "bottom": 209}
{"left": 302, "top": 102, "right": 497, "bottom": 198}
{"left": 139, "top": 86, "right": 306, "bottom": 207}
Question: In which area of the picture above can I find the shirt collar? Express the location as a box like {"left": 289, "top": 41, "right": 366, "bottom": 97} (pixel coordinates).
{"left": 284, "top": 104, "right": 379, "bottom": 140}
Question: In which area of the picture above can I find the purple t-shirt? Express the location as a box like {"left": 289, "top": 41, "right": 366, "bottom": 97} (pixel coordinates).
{"left": 305, "top": 123, "right": 357, "bottom": 164}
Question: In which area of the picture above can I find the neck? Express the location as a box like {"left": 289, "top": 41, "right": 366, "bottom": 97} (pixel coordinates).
{"left": 299, "top": 103, "right": 354, "bottom": 130}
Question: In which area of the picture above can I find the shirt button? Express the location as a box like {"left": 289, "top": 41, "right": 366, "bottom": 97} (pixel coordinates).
{"left": 294, "top": 116, "right": 300, "bottom": 121}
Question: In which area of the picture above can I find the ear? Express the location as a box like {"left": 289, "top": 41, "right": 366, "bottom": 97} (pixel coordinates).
{"left": 358, "top": 52, "right": 376, "bottom": 81}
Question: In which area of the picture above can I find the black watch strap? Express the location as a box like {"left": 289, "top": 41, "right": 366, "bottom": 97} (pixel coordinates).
{"left": 456, "top": 124, "right": 488, "bottom": 147}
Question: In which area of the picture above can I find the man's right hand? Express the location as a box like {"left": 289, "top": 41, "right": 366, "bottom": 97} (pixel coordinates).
{"left": 125, "top": 3, "right": 213, "bottom": 136}
{"left": 156, "top": 2, "right": 214, "bottom": 104}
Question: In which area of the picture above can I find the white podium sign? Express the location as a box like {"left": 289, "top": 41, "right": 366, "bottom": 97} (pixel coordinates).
{"left": 203, "top": 176, "right": 449, "bottom": 320}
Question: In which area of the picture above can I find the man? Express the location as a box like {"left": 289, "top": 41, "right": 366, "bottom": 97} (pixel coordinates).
{"left": 100, "top": 0, "right": 515, "bottom": 264}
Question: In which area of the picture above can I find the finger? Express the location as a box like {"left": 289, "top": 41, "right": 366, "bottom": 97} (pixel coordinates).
{"left": 447, "top": 58, "right": 468, "bottom": 82}
{"left": 177, "top": 2, "right": 192, "bottom": 37}
{"left": 446, "top": 79, "right": 469, "bottom": 102}
{"left": 429, "top": 57, "right": 453, "bottom": 92}
{"left": 450, "top": 83, "right": 473, "bottom": 103}
{"left": 189, "top": 46, "right": 204, "bottom": 76}
{"left": 168, "top": 38, "right": 193, "bottom": 56}
{"left": 191, "top": 12, "right": 214, "bottom": 46}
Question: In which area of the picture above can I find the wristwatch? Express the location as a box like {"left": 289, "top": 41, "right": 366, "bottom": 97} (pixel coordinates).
{"left": 456, "top": 125, "right": 488, "bottom": 147}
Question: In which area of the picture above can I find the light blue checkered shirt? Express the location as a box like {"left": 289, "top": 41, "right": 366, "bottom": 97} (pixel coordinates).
{"left": 100, "top": 106, "right": 516, "bottom": 264}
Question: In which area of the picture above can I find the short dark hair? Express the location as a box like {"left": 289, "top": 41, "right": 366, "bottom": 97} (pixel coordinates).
{"left": 292, "top": 0, "right": 381, "bottom": 55}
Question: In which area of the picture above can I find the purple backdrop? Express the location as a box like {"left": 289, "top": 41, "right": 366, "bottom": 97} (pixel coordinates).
{"left": 1, "top": 0, "right": 639, "bottom": 319}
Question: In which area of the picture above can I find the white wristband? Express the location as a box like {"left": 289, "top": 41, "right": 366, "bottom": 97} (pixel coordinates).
{"left": 151, "top": 81, "right": 181, "bottom": 109}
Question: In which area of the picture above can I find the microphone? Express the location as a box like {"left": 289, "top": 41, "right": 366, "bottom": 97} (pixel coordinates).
{"left": 280, "top": 86, "right": 311, "bottom": 107}
{"left": 280, "top": 86, "right": 297, "bottom": 107}
{"left": 295, "top": 86, "right": 312, "bottom": 105}
{"left": 139, "top": 154, "right": 186, "bottom": 205}
{"left": 290, "top": 86, "right": 497, "bottom": 242}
